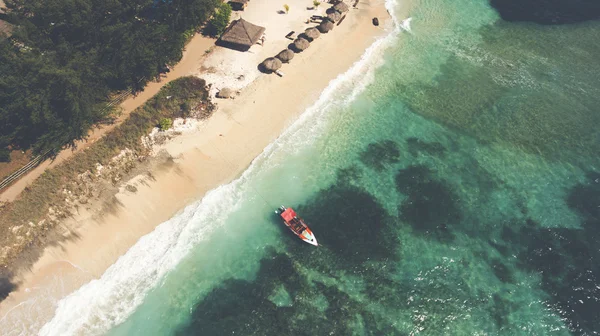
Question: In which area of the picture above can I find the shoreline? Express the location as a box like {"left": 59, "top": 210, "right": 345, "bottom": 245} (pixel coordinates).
{"left": 0, "top": 0, "right": 406, "bottom": 332}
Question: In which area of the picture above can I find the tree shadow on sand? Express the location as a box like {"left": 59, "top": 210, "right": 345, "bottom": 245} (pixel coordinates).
{"left": 0, "top": 271, "right": 16, "bottom": 303}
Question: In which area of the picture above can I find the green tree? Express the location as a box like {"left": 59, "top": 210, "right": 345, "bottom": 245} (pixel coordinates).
{"left": 0, "top": 0, "right": 221, "bottom": 156}
{"left": 313, "top": 0, "right": 321, "bottom": 8}
{"left": 159, "top": 118, "right": 173, "bottom": 131}
{"left": 284, "top": 4, "right": 290, "bottom": 13}
{"left": 205, "top": 3, "right": 232, "bottom": 37}
{"left": 180, "top": 101, "right": 192, "bottom": 117}
{"left": 0, "top": 148, "right": 10, "bottom": 163}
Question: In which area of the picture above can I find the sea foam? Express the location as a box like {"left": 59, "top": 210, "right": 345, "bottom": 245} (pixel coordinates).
{"left": 39, "top": 1, "right": 404, "bottom": 334}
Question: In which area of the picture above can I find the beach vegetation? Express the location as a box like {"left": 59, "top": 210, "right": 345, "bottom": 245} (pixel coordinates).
{"left": 0, "top": 0, "right": 221, "bottom": 158}
{"left": 0, "top": 149, "right": 10, "bottom": 163}
{"left": 183, "top": 28, "right": 197, "bottom": 42}
{"left": 313, "top": 0, "right": 321, "bottom": 8}
{"left": 0, "top": 77, "right": 214, "bottom": 266}
{"left": 205, "top": 3, "right": 232, "bottom": 37}
{"left": 180, "top": 102, "right": 192, "bottom": 117}
{"left": 284, "top": 4, "right": 290, "bottom": 13}
{"left": 159, "top": 118, "right": 173, "bottom": 131}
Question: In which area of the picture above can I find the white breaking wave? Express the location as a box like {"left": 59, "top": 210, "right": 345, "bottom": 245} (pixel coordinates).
{"left": 39, "top": 1, "right": 405, "bottom": 334}
{"left": 400, "top": 17, "right": 413, "bottom": 32}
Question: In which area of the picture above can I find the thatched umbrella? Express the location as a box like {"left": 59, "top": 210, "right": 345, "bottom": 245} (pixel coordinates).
{"left": 333, "top": 2, "right": 349, "bottom": 13}
{"left": 276, "top": 49, "right": 295, "bottom": 63}
{"left": 318, "top": 19, "right": 334, "bottom": 33}
{"left": 304, "top": 27, "right": 321, "bottom": 41}
{"left": 327, "top": 11, "right": 342, "bottom": 22}
{"left": 262, "top": 57, "right": 282, "bottom": 72}
{"left": 217, "top": 88, "right": 233, "bottom": 99}
{"left": 293, "top": 38, "right": 310, "bottom": 51}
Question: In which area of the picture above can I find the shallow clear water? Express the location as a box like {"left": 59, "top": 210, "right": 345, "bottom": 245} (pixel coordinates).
{"left": 41, "top": 0, "right": 600, "bottom": 335}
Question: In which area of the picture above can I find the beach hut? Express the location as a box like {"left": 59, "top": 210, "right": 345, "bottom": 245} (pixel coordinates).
{"left": 276, "top": 49, "right": 295, "bottom": 63}
{"left": 293, "top": 38, "right": 310, "bottom": 52}
{"left": 318, "top": 20, "right": 334, "bottom": 33}
{"left": 218, "top": 19, "right": 266, "bottom": 51}
{"left": 304, "top": 27, "right": 321, "bottom": 41}
{"left": 228, "top": 0, "right": 249, "bottom": 11}
{"left": 327, "top": 12, "right": 342, "bottom": 22}
{"left": 333, "top": 2, "right": 349, "bottom": 13}
{"left": 262, "top": 57, "right": 282, "bottom": 72}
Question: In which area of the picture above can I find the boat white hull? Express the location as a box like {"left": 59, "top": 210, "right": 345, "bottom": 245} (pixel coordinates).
{"left": 300, "top": 230, "right": 318, "bottom": 246}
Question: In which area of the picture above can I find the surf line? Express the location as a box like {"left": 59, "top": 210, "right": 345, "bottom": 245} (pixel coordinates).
{"left": 400, "top": 17, "right": 412, "bottom": 33}
{"left": 209, "top": 140, "right": 276, "bottom": 209}
{"left": 210, "top": 139, "right": 326, "bottom": 249}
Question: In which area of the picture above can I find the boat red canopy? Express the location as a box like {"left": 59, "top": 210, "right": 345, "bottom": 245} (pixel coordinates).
{"left": 281, "top": 208, "right": 296, "bottom": 222}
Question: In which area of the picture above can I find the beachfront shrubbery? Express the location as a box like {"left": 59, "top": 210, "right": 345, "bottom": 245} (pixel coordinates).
{"left": 0, "top": 149, "right": 10, "bottom": 163}
{"left": 0, "top": 77, "right": 214, "bottom": 265}
{"left": 159, "top": 118, "right": 173, "bottom": 131}
{"left": 205, "top": 3, "right": 232, "bottom": 37}
{"left": 0, "top": 0, "right": 220, "bottom": 157}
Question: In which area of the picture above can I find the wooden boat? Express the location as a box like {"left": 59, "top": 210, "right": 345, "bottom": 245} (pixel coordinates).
{"left": 275, "top": 206, "right": 318, "bottom": 246}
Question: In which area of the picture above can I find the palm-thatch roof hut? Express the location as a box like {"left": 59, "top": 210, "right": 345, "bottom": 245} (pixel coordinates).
{"left": 327, "top": 11, "right": 342, "bottom": 22}
{"left": 276, "top": 49, "right": 295, "bottom": 63}
{"left": 333, "top": 2, "right": 349, "bottom": 13}
{"left": 218, "top": 19, "right": 266, "bottom": 51}
{"left": 293, "top": 38, "right": 310, "bottom": 51}
{"left": 304, "top": 27, "right": 321, "bottom": 41}
{"left": 261, "top": 57, "right": 282, "bottom": 72}
{"left": 318, "top": 20, "right": 334, "bottom": 33}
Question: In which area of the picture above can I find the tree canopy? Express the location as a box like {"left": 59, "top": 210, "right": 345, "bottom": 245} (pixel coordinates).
{"left": 205, "top": 2, "right": 231, "bottom": 37}
{"left": 0, "top": 0, "right": 220, "bottom": 158}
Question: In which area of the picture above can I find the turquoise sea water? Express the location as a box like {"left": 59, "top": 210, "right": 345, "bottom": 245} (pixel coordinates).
{"left": 40, "top": 0, "right": 600, "bottom": 335}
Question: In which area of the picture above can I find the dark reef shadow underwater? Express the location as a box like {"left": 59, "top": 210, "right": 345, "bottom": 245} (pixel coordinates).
{"left": 177, "top": 141, "right": 600, "bottom": 335}
{"left": 173, "top": 0, "right": 600, "bottom": 333}
{"left": 106, "top": 0, "right": 600, "bottom": 335}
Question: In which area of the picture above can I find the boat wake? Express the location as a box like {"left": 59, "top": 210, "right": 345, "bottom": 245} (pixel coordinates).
{"left": 37, "top": 0, "right": 406, "bottom": 334}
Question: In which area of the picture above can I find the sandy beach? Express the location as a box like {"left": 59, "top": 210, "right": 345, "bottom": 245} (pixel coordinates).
{"left": 0, "top": 0, "right": 402, "bottom": 332}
